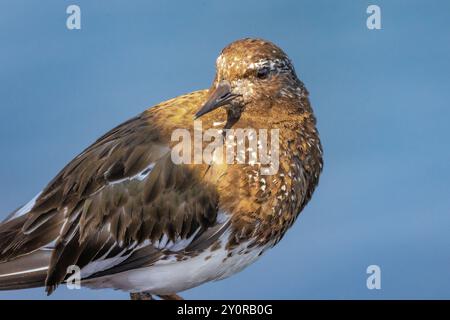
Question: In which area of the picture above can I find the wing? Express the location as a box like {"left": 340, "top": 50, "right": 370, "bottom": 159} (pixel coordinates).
{"left": 0, "top": 91, "right": 226, "bottom": 293}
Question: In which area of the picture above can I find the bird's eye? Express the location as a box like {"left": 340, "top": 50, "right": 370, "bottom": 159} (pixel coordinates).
{"left": 256, "top": 67, "right": 270, "bottom": 79}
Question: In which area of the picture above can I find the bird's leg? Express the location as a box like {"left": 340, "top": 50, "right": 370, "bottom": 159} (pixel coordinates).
{"left": 130, "top": 291, "right": 183, "bottom": 300}
{"left": 157, "top": 293, "right": 184, "bottom": 300}
{"left": 130, "top": 291, "right": 154, "bottom": 300}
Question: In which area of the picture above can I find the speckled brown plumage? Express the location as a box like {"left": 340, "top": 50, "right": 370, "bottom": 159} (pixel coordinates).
{"left": 0, "top": 38, "right": 323, "bottom": 298}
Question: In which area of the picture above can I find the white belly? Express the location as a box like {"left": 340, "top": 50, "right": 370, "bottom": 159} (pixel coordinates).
{"left": 84, "top": 234, "right": 269, "bottom": 294}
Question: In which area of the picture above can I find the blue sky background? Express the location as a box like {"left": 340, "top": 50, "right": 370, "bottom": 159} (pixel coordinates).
{"left": 0, "top": 0, "right": 449, "bottom": 299}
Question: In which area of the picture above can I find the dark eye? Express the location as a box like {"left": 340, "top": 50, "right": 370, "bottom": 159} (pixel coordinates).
{"left": 256, "top": 67, "right": 270, "bottom": 79}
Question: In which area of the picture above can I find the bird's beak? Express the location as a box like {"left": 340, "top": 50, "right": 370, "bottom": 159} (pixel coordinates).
{"left": 195, "top": 80, "right": 238, "bottom": 119}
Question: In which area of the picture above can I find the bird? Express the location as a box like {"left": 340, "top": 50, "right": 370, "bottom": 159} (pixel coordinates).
{"left": 0, "top": 38, "right": 323, "bottom": 300}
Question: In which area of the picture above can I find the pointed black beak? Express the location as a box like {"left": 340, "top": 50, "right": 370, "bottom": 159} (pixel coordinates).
{"left": 195, "top": 81, "right": 238, "bottom": 119}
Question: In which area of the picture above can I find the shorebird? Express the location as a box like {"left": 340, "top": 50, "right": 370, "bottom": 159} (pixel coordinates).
{"left": 0, "top": 38, "right": 323, "bottom": 300}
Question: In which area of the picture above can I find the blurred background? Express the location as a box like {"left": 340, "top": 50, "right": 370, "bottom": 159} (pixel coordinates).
{"left": 0, "top": 0, "right": 449, "bottom": 299}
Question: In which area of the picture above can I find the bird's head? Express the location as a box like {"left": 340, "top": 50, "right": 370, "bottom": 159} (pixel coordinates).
{"left": 195, "top": 38, "right": 305, "bottom": 120}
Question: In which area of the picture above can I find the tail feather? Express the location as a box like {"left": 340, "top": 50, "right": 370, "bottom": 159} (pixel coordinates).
{"left": 0, "top": 249, "right": 51, "bottom": 290}
{"left": 0, "top": 211, "right": 62, "bottom": 263}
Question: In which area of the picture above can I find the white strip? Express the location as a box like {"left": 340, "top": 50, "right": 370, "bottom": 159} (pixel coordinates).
{"left": 167, "top": 227, "right": 201, "bottom": 251}
{"left": 108, "top": 163, "right": 155, "bottom": 186}
{"left": 80, "top": 247, "right": 133, "bottom": 278}
{"left": 0, "top": 266, "right": 48, "bottom": 278}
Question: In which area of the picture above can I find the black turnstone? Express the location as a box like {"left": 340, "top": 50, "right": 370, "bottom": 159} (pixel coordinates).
{"left": 0, "top": 38, "right": 323, "bottom": 299}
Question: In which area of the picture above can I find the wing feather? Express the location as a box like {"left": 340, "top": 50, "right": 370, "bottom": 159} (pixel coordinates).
{"left": 0, "top": 91, "right": 224, "bottom": 293}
